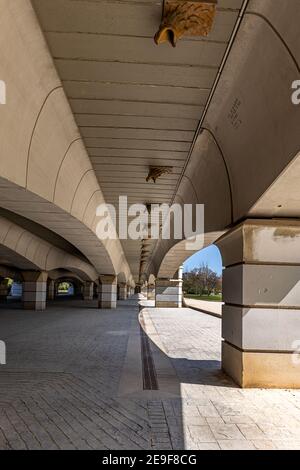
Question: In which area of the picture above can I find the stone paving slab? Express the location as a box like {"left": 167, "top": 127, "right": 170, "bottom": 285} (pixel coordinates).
{"left": 0, "top": 297, "right": 299, "bottom": 450}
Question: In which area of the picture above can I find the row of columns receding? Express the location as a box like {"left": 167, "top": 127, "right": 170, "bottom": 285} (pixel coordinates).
{"left": 0, "top": 273, "right": 135, "bottom": 310}
{"left": 1, "top": 219, "right": 300, "bottom": 389}
{"left": 141, "top": 220, "right": 300, "bottom": 389}
{"left": 0, "top": 271, "right": 185, "bottom": 310}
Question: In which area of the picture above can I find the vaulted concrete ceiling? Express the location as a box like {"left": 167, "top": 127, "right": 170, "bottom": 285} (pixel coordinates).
{"left": 32, "top": 0, "right": 244, "bottom": 281}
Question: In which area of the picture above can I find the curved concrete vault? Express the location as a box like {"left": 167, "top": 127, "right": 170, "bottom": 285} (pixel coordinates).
{"left": 0, "top": 215, "right": 98, "bottom": 281}
{"left": 145, "top": 0, "right": 300, "bottom": 280}
{"left": 0, "top": 0, "right": 133, "bottom": 286}
{"left": 0, "top": 0, "right": 300, "bottom": 388}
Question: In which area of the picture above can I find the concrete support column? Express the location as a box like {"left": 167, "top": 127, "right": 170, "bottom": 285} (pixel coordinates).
{"left": 0, "top": 278, "right": 9, "bottom": 301}
{"left": 155, "top": 276, "right": 182, "bottom": 308}
{"left": 140, "top": 283, "right": 147, "bottom": 298}
{"left": 98, "top": 275, "right": 117, "bottom": 309}
{"left": 22, "top": 271, "right": 48, "bottom": 311}
{"left": 135, "top": 285, "right": 141, "bottom": 294}
{"left": 216, "top": 220, "right": 300, "bottom": 388}
{"left": 47, "top": 279, "right": 55, "bottom": 300}
{"left": 119, "top": 283, "right": 127, "bottom": 300}
{"left": 147, "top": 284, "right": 155, "bottom": 300}
{"left": 127, "top": 285, "right": 131, "bottom": 298}
{"left": 83, "top": 281, "right": 94, "bottom": 300}
{"left": 177, "top": 265, "right": 183, "bottom": 281}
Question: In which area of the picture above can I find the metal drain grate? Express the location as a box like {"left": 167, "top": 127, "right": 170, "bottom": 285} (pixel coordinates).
{"left": 139, "top": 319, "right": 158, "bottom": 391}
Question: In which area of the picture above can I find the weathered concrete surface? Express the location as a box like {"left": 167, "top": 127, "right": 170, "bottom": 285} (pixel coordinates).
{"left": 1, "top": 297, "right": 300, "bottom": 450}
{"left": 0, "top": 0, "right": 133, "bottom": 284}
{"left": 217, "top": 220, "right": 300, "bottom": 388}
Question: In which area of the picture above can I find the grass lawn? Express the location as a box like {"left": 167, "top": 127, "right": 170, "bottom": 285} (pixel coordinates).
{"left": 184, "top": 294, "right": 222, "bottom": 302}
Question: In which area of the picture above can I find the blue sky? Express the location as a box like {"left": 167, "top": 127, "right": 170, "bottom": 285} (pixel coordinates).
{"left": 183, "top": 244, "right": 223, "bottom": 275}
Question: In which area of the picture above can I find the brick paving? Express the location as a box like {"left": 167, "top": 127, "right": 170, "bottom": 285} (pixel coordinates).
{"left": 0, "top": 297, "right": 299, "bottom": 450}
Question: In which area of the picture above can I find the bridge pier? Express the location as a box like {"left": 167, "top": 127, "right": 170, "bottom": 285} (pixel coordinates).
{"left": 98, "top": 275, "right": 117, "bottom": 309}
{"left": 83, "top": 281, "right": 94, "bottom": 300}
{"left": 155, "top": 278, "right": 182, "bottom": 308}
{"left": 217, "top": 220, "right": 300, "bottom": 388}
{"left": 47, "top": 279, "right": 55, "bottom": 300}
{"left": 119, "top": 282, "right": 127, "bottom": 300}
{"left": 141, "top": 282, "right": 148, "bottom": 298}
{"left": 147, "top": 284, "right": 155, "bottom": 300}
{"left": 22, "top": 271, "right": 48, "bottom": 311}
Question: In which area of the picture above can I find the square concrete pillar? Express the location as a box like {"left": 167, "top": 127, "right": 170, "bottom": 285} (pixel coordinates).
{"left": 141, "top": 283, "right": 148, "bottom": 298}
{"left": 98, "top": 275, "right": 117, "bottom": 309}
{"left": 127, "top": 285, "right": 131, "bottom": 298}
{"left": 118, "top": 283, "right": 127, "bottom": 300}
{"left": 47, "top": 279, "right": 55, "bottom": 300}
{"left": 216, "top": 219, "right": 300, "bottom": 388}
{"left": 155, "top": 278, "right": 182, "bottom": 308}
{"left": 147, "top": 284, "right": 155, "bottom": 300}
{"left": 22, "top": 271, "right": 48, "bottom": 311}
{"left": 135, "top": 285, "right": 141, "bottom": 294}
{"left": 83, "top": 281, "right": 94, "bottom": 300}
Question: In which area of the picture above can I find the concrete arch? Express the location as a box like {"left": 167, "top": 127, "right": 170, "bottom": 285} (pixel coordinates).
{"left": 142, "top": 0, "right": 300, "bottom": 281}
{"left": 148, "top": 274, "right": 156, "bottom": 285}
{"left": 0, "top": 265, "right": 21, "bottom": 281}
{"left": 0, "top": 215, "right": 98, "bottom": 281}
{"left": 142, "top": 128, "right": 230, "bottom": 279}
{"left": 0, "top": 0, "right": 132, "bottom": 280}
{"left": 156, "top": 232, "right": 223, "bottom": 280}
{"left": 48, "top": 268, "right": 99, "bottom": 285}
{"left": 54, "top": 276, "right": 83, "bottom": 295}
{"left": 203, "top": 1, "right": 300, "bottom": 221}
{"left": 117, "top": 271, "right": 127, "bottom": 284}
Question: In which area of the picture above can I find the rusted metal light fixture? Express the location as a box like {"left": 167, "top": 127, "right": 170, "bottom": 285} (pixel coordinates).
{"left": 154, "top": 0, "right": 217, "bottom": 47}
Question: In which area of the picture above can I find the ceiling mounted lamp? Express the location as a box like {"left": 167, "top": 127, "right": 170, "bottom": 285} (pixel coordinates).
{"left": 154, "top": 0, "right": 218, "bottom": 47}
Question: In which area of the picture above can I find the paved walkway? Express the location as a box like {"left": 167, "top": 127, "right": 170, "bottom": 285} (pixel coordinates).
{"left": 184, "top": 298, "right": 223, "bottom": 317}
{"left": 0, "top": 296, "right": 300, "bottom": 450}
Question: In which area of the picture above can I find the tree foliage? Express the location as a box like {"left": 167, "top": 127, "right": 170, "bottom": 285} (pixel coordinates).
{"left": 183, "top": 264, "right": 222, "bottom": 296}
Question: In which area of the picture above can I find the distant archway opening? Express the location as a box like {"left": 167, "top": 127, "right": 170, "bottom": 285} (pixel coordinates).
{"left": 183, "top": 245, "right": 223, "bottom": 303}
{"left": 0, "top": 275, "right": 22, "bottom": 305}
{"left": 56, "top": 281, "right": 75, "bottom": 297}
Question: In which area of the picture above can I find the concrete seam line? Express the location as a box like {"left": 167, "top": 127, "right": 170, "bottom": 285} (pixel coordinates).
{"left": 169, "top": 0, "right": 250, "bottom": 206}
{"left": 82, "top": 190, "right": 102, "bottom": 221}
{"left": 145, "top": 0, "right": 250, "bottom": 277}
{"left": 201, "top": 127, "right": 234, "bottom": 225}
{"left": 25, "top": 86, "right": 63, "bottom": 189}
{"left": 52, "top": 138, "right": 83, "bottom": 203}
{"left": 245, "top": 11, "right": 300, "bottom": 74}
{"left": 69, "top": 168, "right": 95, "bottom": 213}
{"left": 45, "top": 246, "right": 55, "bottom": 272}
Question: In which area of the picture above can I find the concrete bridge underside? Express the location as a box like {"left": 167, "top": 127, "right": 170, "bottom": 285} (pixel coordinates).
{"left": 0, "top": 0, "right": 300, "bottom": 389}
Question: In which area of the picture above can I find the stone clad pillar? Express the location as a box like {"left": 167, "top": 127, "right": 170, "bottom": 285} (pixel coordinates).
{"left": 83, "top": 281, "right": 94, "bottom": 300}
{"left": 141, "top": 283, "right": 148, "bottom": 298}
{"left": 216, "top": 219, "right": 300, "bottom": 388}
{"left": 98, "top": 275, "right": 117, "bottom": 309}
{"left": 119, "top": 283, "right": 127, "bottom": 300}
{"left": 147, "top": 284, "right": 155, "bottom": 300}
{"left": 47, "top": 279, "right": 55, "bottom": 300}
{"left": 155, "top": 276, "right": 182, "bottom": 308}
{"left": 22, "top": 271, "right": 48, "bottom": 311}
